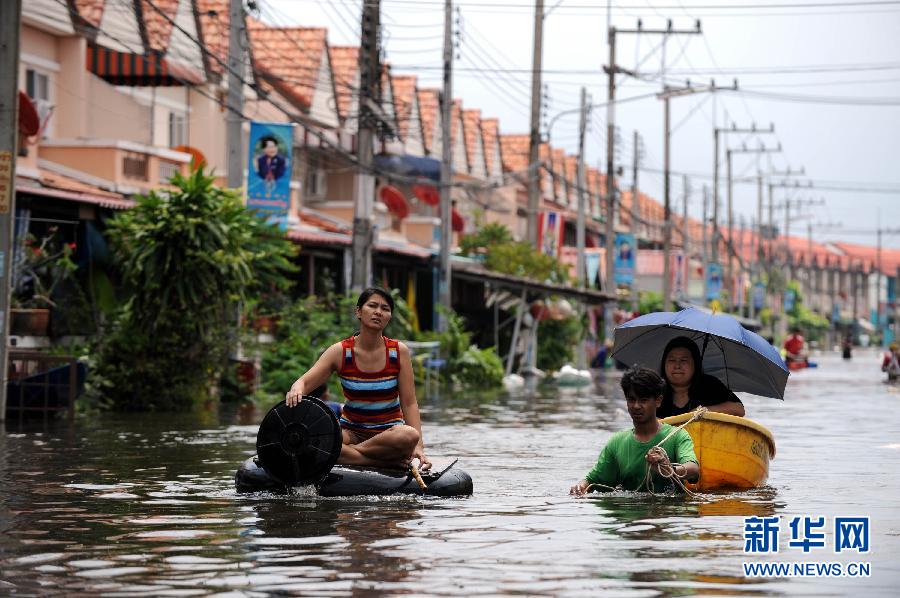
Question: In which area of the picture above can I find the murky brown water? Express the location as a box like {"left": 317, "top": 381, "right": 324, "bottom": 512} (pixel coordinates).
{"left": 1, "top": 349, "right": 899, "bottom": 595}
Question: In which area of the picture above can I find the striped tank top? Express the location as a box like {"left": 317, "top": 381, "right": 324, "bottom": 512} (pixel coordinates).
{"left": 338, "top": 335, "right": 405, "bottom": 435}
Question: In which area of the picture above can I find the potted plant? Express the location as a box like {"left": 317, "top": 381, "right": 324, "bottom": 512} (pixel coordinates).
{"left": 11, "top": 228, "right": 78, "bottom": 336}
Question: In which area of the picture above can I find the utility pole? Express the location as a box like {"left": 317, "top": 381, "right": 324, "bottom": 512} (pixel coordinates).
{"left": 657, "top": 75, "right": 728, "bottom": 311}
{"left": 437, "top": 0, "right": 453, "bottom": 327}
{"left": 525, "top": 0, "right": 544, "bottom": 246}
{"left": 702, "top": 185, "right": 709, "bottom": 302}
{"left": 226, "top": 0, "right": 244, "bottom": 189}
{"left": 724, "top": 142, "right": 780, "bottom": 310}
{"left": 712, "top": 123, "right": 774, "bottom": 276}
{"left": 608, "top": 20, "right": 701, "bottom": 314}
{"left": 631, "top": 130, "right": 641, "bottom": 311}
{"left": 764, "top": 168, "right": 804, "bottom": 271}
{"left": 576, "top": 86, "right": 589, "bottom": 288}
{"left": 351, "top": 0, "right": 381, "bottom": 292}
{"left": 0, "top": 0, "right": 23, "bottom": 421}
{"left": 757, "top": 173, "right": 764, "bottom": 264}
{"left": 682, "top": 174, "right": 690, "bottom": 300}
{"left": 604, "top": 25, "right": 618, "bottom": 306}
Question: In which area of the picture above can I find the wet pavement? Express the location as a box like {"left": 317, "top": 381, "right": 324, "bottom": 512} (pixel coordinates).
{"left": 1, "top": 349, "right": 898, "bottom": 595}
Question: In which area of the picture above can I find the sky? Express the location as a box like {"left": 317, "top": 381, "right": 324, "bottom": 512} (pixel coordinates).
{"left": 266, "top": 0, "right": 900, "bottom": 249}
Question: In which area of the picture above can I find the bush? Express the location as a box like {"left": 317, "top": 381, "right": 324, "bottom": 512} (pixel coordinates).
{"left": 91, "top": 168, "right": 297, "bottom": 410}
{"left": 536, "top": 316, "right": 583, "bottom": 372}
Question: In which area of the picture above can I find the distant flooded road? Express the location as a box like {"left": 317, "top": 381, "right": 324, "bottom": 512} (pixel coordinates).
{"left": 1, "top": 349, "right": 898, "bottom": 595}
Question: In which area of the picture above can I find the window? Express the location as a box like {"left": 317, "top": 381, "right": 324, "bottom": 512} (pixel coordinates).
{"left": 168, "top": 112, "right": 186, "bottom": 148}
{"left": 123, "top": 154, "right": 148, "bottom": 180}
{"left": 26, "top": 69, "right": 49, "bottom": 103}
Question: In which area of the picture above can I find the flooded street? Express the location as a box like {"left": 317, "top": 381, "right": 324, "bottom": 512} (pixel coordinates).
{"left": 1, "top": 349, "right": 899, "bottom": 596}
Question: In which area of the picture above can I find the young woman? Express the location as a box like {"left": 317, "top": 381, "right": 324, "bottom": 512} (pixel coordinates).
{"left": 285, "top": 288, "right": 430, "bottom": 471}
{"left": 657, "top": 336, "right": 746, "bottom": 419}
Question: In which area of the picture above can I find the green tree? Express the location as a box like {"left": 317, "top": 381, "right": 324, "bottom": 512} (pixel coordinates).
{"left": 93, "top": 169, "right": 297, "bottom": 410}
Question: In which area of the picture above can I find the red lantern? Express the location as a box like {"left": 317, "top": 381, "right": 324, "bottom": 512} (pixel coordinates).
{"left": 451, "top": 208, "right": 464, "bottom": 232}
{"left": 412, "top": 184, "right": 440, "bottom": 206}
{"left": 379, "top": 185, "right": 410, "bottom": 219}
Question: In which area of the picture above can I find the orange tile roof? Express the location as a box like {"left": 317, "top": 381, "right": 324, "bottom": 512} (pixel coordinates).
{"left": 450, "top": 99, "right": 462, "bottom": 147}
{"left": 73, "top": 0, "right": 105, "bottom": 28}
{"left": 248, "top": 20, "right": 328, "bottom": 110}
{"left": 417, "top": 88, "right": 440, "bottom": 154}
{"left": 330, "top": 46, "right": 358, "bottom": 121}
{"left": 140, "top": 0, "right": 179, "bottom": 51}
{"left": 197, "top": 0, "right": 230, "bottom": 74}
{"left": 391, "top": 75, "right": 417, "bottom": 140}
{"left": 462, "top": 109, "right": 482, "bottom": 173}
{"left": 481, "top": 118, "right": 500, "bottom": 173}
{"left": 500, "top": 134, "right": 529, "bottom": 174}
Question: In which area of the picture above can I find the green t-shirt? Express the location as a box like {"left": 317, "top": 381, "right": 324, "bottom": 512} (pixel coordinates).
{"left": 585, "top": 424, "right": 698, "bottom": 492}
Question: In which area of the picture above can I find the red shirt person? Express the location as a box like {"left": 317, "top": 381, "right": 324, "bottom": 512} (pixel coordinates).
{"left": 783, "top": 329, "right": 807, "bottom": 362}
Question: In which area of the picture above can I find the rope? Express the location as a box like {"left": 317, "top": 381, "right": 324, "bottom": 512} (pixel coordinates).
{"left": 578, "top": 407, "right": 708, "bottom": 497}
{"left": 641, "top": 406, "right": 709, "bottom": 496}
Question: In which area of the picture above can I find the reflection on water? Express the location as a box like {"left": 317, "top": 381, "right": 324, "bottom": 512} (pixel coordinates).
{"left": 1, "top": 350, "right": 899, "bottom": 595}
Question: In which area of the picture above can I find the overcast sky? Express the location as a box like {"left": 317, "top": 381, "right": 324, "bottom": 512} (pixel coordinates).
{"left": 267, "top": 0, "right": 900, "bottom": 248}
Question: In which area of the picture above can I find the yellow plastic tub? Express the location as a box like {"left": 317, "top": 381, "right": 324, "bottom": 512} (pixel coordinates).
{"left": 661, "top": 411, "right": 776, "bottom": 492}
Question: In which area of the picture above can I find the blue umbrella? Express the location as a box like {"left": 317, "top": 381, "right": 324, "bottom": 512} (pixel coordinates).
{"left": 611, "top": 307, "right": 789, "bottom": 399}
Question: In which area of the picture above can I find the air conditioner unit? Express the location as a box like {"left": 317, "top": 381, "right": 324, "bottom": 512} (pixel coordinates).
{"left": 34, "top": 99, "right": 54, "bottom": 135}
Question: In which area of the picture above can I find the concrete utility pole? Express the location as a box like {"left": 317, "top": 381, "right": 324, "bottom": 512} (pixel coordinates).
{"left": 0, "top": 0, "right": 23, "bottom": 421}
{"left": 630, "top": 129, "right": 641, "bottom": 311}
{"left": 351, "top": 0, "right": 381, "bottom": 292}
{"left": 610, "top": 20, "right": 701, "bottom": 312}
{"left": 438, "top": 0, "right": 453, "bottom": 328}
{"left": 702, "top": 185, "right": 709, "bottom": 301}
{"left": 724, "top": 143, "right": 780, "bottom": 310}
{"left": 226, "top": 0, "right": 244, "bottom": 189}
{"left": 681, "top": 174, "right": 690, "bottom": 299}
{"left": 781, "top": 194, "right": 822, "bottom": 259}
{"left": 525, "top": 0, "right": 544, "bottom": 246}
{"left": 656, "top": 76, "right": 726, "bottom": 311}
{"left": 712, "top": 123, "right": 774, "bottom": 274}
{"left": 576, "top": 87, "right": 590, "bottom": 288}
{"left": 764, "top": 168, "right": 804, "bottom": 270}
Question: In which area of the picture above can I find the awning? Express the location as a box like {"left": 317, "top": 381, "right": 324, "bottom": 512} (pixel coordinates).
{"left": 87, "top": 44, "right": 204, "bottom": 87}
{"left": 373, "top": 154, "right": 441, "bottom": 183}
{"left": 452, "top": 259, "right": 614, "bottom": 305}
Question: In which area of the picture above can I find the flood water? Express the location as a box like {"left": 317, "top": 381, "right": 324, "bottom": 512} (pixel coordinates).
{"left": 1, "top": 349, "right": 899, "bottom": 596}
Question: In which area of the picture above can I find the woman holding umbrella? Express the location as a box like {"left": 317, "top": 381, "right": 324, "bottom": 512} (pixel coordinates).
{"left": 658, "top": 336, "right": 746, "bottom": 418}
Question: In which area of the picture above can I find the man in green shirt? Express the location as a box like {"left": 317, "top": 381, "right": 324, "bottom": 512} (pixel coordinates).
{"left": 570, "top": 366, "right": 699, "bottom": 494}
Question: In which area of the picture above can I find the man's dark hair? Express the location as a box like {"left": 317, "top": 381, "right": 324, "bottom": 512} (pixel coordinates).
{"left": 621, "top": 366, "right": 666, "bottom": 399}
{"left": 357, "top": 287, "right": 394, "bottom": 312}
{"left": 259, "top": 135, "right": 279, "bottom": 148}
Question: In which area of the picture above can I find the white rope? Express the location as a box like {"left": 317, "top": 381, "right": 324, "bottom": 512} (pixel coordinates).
{"left": 642, "top": 407, "right": 708, "bottom": 496}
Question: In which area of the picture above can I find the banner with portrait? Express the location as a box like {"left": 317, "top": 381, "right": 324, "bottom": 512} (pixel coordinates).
{"left": 706, "top": 262, "right": 723, "bottom": 301}
{"left": 613, "top": 233, "right": 635, "bottom": 285}
{"left": 537, "top": 210, "right": 564, "bottom": 257}
{"left": 247, "top": 121, "right": 294, "bottom": 230}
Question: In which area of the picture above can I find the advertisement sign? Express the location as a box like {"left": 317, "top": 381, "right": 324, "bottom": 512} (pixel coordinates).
{"left": 706, "top": 263, "right": 723, "bottom": 301}
{"left": 752, "top": 281, "right": 766, "bottom": 311}
{"left": 784, "top": 289, "right": 796, "bottom": 313}
{"left": 537, "top": 211, "right": 564, "bottom": 257}
{"left": 247, "top": 121, "right": 294, "bottom": 230}
{"left": 671, "top": 251, "right": 685, "bottom": 298}
{"left": 613, "top": 233, "right": 635, "bottom": 285}
{"left": 585, "top": 253, "right": 601, "bottom": 287}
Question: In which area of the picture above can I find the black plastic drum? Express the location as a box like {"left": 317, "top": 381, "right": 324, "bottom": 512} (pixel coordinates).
{"left": 256, "top": 398, "right": 342, "bottom": 486}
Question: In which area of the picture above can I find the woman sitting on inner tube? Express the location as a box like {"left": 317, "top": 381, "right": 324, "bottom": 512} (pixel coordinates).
{"left": 285, "top": 287, "right": 431, "bottom": 471}
{"left": 656, "top": 336, "right": 746, "bottom": 418}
